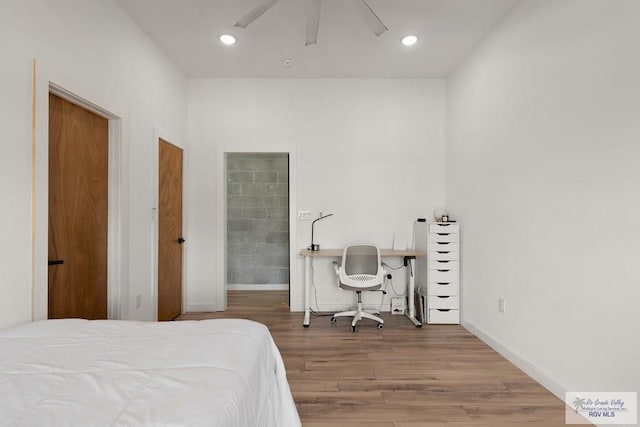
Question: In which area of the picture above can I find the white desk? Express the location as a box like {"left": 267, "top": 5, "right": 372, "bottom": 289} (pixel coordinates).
{"left": 299, "top": 248, "right": 424, "bottom": 328}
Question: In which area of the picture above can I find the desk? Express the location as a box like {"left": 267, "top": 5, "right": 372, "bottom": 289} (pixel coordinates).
{"left": 299, "top": 249, "right": 424, "bottom": 328}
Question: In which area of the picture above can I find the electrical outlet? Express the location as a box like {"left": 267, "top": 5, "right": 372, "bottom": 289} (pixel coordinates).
{"left": 498, "top": 297, "right": 506, "bottom": 314}
{"left": 136, "top": 294, "right": 142, "bottom": 309}
{"left": 298, "top": 210, "right": 311, "bottom": 220}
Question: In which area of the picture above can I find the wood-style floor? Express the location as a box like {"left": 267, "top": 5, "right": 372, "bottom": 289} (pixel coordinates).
{"left": 178, "top": 291, "right": 586, "bottom": 427}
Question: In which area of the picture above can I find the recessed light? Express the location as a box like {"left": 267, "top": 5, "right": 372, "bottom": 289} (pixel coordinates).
{"left": 401, "top": 35, "right": 418, "bottom": 46}
{"left": 219, "top": 34, "right": 236, "bottom": 45}
{"left": 282, "top": 58, "right": 294, "bottom": 67}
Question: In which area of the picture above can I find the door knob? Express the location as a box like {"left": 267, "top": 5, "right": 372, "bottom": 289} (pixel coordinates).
{"left": 177, "top": 237, "right": 186, "bottom": 244}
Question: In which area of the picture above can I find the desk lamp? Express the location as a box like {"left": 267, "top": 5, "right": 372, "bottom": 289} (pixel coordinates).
{"left": 310, "top": 213, "right": 333, "bottom": 251}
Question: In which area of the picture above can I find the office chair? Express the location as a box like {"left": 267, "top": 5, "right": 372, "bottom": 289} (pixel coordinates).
{"left": 331, "top": 245, "right": 386, "bottom": 332}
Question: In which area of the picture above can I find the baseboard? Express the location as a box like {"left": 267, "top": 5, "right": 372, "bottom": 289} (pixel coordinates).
{"left": 227, "top": 284, "right": 289, "bottom": 291}
{"left": 186, "top": 304, "right": 219, "bottom": 312}
{"left": 463, "top": 327, "right": 623, "bottom": 427}
{"left": 462, "top": 320, "right": 570, "bottom": 402}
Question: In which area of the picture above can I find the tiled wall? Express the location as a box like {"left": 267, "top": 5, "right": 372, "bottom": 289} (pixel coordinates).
{"left": 226, "top": 153, "right": 289, "bottom": 285}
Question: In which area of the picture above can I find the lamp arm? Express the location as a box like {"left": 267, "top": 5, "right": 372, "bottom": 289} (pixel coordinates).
{"left": 310, "top": 213, "right": 334, "bottom": 249}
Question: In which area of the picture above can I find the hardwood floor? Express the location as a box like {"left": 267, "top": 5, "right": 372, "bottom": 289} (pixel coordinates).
{"left": 178, "top": 291, "right": 586, "bottom": 426}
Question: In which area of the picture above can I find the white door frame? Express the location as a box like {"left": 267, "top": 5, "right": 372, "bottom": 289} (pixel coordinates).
{"left": 33, "top": 67, "right": 124, "bottom": 320}
{"left": 216, "top": 145, "right": 297, "bottom": 310}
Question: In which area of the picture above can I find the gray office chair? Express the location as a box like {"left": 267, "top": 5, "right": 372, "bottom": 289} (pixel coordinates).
{"left": 331, "top": 245, "right": 386, "bottom": 332}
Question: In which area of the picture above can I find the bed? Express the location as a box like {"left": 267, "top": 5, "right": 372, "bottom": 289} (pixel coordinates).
{"left": 0, "top": 318, "right": 301, "bottom": 427}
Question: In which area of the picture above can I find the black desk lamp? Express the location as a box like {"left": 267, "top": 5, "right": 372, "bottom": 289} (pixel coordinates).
{"left": 310, "top": 213, "right": 333, "bottom": 251}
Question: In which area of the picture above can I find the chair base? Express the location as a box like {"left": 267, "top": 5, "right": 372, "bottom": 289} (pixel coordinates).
{"left": 332, "top": 301, "right": 384, "bottom": 330}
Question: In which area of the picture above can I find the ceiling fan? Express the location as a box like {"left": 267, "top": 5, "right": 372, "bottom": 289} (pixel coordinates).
{"left": 234, "top": 0, "right": 388, "bottom": 46}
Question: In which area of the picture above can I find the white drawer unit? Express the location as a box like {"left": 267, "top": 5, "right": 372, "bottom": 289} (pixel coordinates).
{"left": 428, "top": 233, "right": 459, "bottom": 243}
{"left": 429, "top": 269, "right": 458, "bottom": 283}
{"left": 428, "top": 251, "right": 458, "bottom": 261}
{"left": 428, "top": 223, "right": 460, "bottom": 234}
{"left": 428, "top": 295, "right": 459, "bottom": 309}
{"left": 428, "top": 260, "right": 459, "bottom": 270}
{"left": 427, "top": 241, "right": 458, "bottom": 252}
{"left": 428, "top": 308, "right": 460, "bottom": 324}
{"left": 428, "top": 282, "right": 458, "bottom": 296}
{"left": 426, "top": 221, "right": 460, "bottom": 324}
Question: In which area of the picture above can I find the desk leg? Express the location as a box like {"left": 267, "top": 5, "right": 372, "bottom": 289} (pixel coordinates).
{"left": 303, "top": 255, "right": 311, "bottom": 327}
{"left": 405, "top": 257, "right": 422, "bottom": 328}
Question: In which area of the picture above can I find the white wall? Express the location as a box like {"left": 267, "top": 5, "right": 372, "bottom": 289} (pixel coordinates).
{"left": 447, "top": 0, "right": 640, "bottom": 394}
{"left": 187, "top": 79, "right": 446, "bottom": 312}
{"left": 0, "top": 0, "right": 187, "bottom": 328}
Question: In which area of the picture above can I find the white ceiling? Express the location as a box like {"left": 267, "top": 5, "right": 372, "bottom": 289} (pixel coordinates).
{"left": 116, "top": 0, "right": 518, "bottom": 78}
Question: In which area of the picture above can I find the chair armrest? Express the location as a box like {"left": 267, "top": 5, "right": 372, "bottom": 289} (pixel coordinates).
{"left": 332, "top": 261, "right": 341, "bottom": 287}
{"left": 380, "top": 263, "right": 393, "bottom": 281}
{"left": 381, "top": 262, "right": 389, "bottom": 276}
{"left": 332, "top": 261, "right": 340, "bottom": 275}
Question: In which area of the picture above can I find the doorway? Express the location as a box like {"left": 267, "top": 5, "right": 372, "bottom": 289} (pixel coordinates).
{"left": 226, "top": 153, "right": 290, "bottom": 298}
{"left": 157, "top": 139, "right": 184, "bottom": 321}
{"left": 48, "top": 94, "right": 108, "bottom": 319}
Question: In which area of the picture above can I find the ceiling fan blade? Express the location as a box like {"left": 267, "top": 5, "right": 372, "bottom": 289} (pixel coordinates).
{"left": 351, "top": 0, "right": 388, "bottom": 37}
{"left": 305, "top": 0, "right": 321, "bottom": 46}
{"left": 234, "top": 0, "right": 280, "bottom": 29}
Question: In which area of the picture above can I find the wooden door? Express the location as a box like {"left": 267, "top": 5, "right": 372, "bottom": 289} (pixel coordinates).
{"left": 158, "top": 139, "right": 184, "bottom": 321}
{"left": 48, "top": 94, "right": 108, "bottom": 319}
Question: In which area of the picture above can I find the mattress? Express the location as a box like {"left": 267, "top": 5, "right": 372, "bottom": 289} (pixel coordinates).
{"left": 0, "top": 318, "right": 301, "bottom": 427}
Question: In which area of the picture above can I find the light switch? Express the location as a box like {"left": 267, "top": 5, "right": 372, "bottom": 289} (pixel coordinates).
{"left": 298, "top": 210, "right": 311, "bottom": 220}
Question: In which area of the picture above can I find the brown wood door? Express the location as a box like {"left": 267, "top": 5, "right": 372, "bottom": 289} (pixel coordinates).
{"left": 48, "top": 94, "right": 108, "bottom": 319}
{"left": 158, "top": 139, "right": 184, "bottom": 321}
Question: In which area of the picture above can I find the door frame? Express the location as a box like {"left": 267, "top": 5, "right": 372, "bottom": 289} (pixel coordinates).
{"left": 151, "top": 131, "right": 186, "bottom": 321}
{"left": 216, "top": 144, "right": 297, "bottom": 311}
{"left": 33, "top": 67, "right": 124, "bottom": 321}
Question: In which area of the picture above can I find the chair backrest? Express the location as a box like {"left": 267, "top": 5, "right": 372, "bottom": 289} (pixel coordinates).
{"left": 343, "top": 245, "right": 380, "bottom": 276}
{"left": 339, "top": 245, "right": 383, "bottom": 289}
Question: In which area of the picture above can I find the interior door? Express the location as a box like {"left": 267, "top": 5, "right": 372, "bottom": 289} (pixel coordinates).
{"left": 158, "top": 139, "right": 184, "bottom": 321}
{"left": 48, "top": 93, "right": 109, "bottom": 319}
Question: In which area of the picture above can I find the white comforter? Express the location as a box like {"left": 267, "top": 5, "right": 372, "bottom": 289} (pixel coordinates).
{"left": 0, "top": 318, "right": 301, "bottom": 427}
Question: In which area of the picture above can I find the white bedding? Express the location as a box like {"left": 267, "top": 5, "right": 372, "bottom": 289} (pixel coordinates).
{"left": 0, "top": 318, "right": 301, "bottom": 427}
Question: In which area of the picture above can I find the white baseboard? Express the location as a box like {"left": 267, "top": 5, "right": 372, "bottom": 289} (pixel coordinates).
{"left": 227, "top": 284, "right": 289, "bottom": 291}
{"left": 463, "top": 326, "right": 623, "bottom": 427}
{"left": 186, "top": 304, "right": 219, "bottom": 312}
{"left": 462, "top": 320, "right": 570, "bottom": 402}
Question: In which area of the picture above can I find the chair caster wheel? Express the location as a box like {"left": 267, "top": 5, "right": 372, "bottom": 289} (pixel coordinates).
{"left": 351, "top": 325, "right": 358, "bottom": 332}
{"left": 377, "top": 323, "right": 384, "bottom": 329}
{"left": 331, "top": 317, "right": 337, "bottom": 323}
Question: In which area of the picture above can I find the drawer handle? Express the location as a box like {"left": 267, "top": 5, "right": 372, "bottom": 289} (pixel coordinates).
{"left": 437, "top": 309, "right": 451, "bottom": 312}
{"left": 436, "top": 261, "right": 450, "bottom": 264}
{"left": 437, "top": 269, "right": 451, "bottom": 272}
{"left": 436, "top": 296, "right": 450, "bottom": 299}
{"left": 439, "top": 224, "right": 451, "bottom": 227}
{"left": 436, "top": 251, "right": 450, "bottom": 254}
{"left": 437, "top": 233, "right": 450, "bottom": 236}
{"left": 436, "top": 242, "right": 450, "bottom": 246}
{"left": 436, "top": 282, "right": 450, "bottom": 285}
